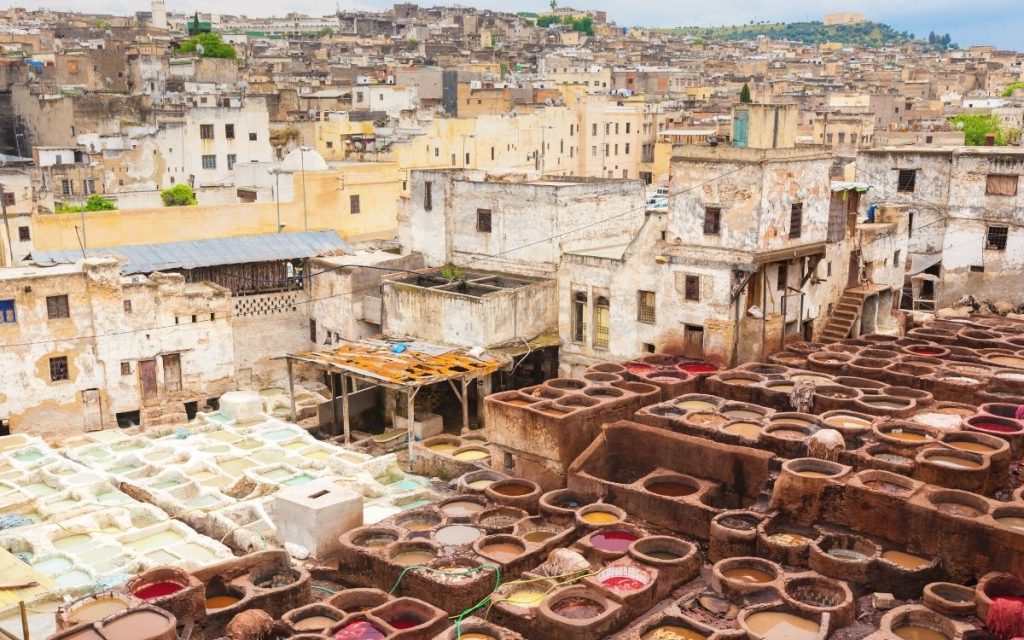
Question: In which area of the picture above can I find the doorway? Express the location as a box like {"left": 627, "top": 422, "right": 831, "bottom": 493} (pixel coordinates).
{"left": 82, "top": 388, "right": 103, "bottom": 431}
{"left": 847, "top": 250, "right": 860, "bottom": 288}
{"left": 162, "top": 353, "right": 182, "bottom": 393}
{"left": 683, "top": 324, "right": 704, "bottom": 358}
{"left": 139, "top": 359, "right": 158, "bottom": 401}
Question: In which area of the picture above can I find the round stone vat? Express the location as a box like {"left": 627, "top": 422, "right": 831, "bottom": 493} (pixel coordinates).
{"left": 808, "top": 533, "right": 880, "bottom": 583}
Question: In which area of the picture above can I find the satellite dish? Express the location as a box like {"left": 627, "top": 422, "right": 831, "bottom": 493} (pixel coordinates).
{"left": 196, "top": 43, "right": 205, "bottom": 55}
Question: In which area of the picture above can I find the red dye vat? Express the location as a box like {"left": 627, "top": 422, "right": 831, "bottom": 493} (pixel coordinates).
{"left": 995, "top": 595, "right": 1024, "bottom": 604}
{"left": 973, "top": 422, "right": 1020, "bottom": 433}
{"left": 134, "top": 582, "right": 183, "bottom": 599}
{"left": 590, "top": 530, "right": 639, "bottom": 553}
{"left": 679, "top": 362, "right": 717, "bottom": 374}
{"left": 602, "top": 576, "right": 645, "bottom": 591}
{"left": 333, "top": 621, "right": 387, "bottom": 640}
{"left": 912, "top": 348, "right": 944, "bottom": 356}
{"left": 386, "top": 615, "right": 423, "bottom": 630}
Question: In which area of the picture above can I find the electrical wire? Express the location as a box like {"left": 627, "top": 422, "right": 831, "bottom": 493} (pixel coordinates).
{"left": 1, "top": 161, "right": 758, "bottom": 350}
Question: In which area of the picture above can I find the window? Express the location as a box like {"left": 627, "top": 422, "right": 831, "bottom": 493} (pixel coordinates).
{"left": 349, "top": 194, "right": 361, "bottom": 214}
{"left": 986, "top": 174, "right": 1019, "bottom": 196}
{"left": 615, "top": 123, "right": 619, "bottom": 134}
{"left": 83, "top": 179, "right": 96, "bottom": 195}
{"left": 491, "top": 147, "right": 495, "bottom": 161}
{"left": 625, "top": 123, "right": 631, "bottom": 134}
{"left": 309, "top": 318, "right": 317, "bottom": 343}
{"left": 249, "top": 132, "right": 257, "bottom": 141}
{"left": 476, "top": 208, "right": 492, "bottom": 232}
{"left": 908, "top": 212, "right": 914, "bottom": 236}
{"left": 970, "top": 265, "right": 985, "bottom": 273}
{"left": 986, "top": 225, "right": 1009, "bottom": 251}
{"left": 424, "top": 181, "right": 432, "bottom": 211}
{"left": 49, "top": 356, "right": 69, "bottom": 382}
{"left": 838, "top": 132, "right": 846, "bottom": 144}
{"left": 591, "top": 146, "right": 597, "bottom": 157}
{"left": 202, "top": 155, "right": 217, "bottom": 169}
{"left": 703, "top": 206, "right": 721, "bottom": 235}
{"left": 897, "top": 169, "right": 917, "bottom": 193}
{"left": 18, "top": 226, "right": 29, "bottom": 242}
{"left": 789, "top": 203, "right": 803, "bottom": 239}
{"left": 624, "top": 143, "right": 630, "bottom": 154}
{"left": 123, "top": 299, "right": 132, "bottom": 313}
{"left": 684, "top": 276, "right": 700, "bottom": 301}
{"left": 637, "top": 291, "right": 655, "bottom": 323}
{"left": 777, "top": 262, "right": 789, "bottom": 291}
{"left": 591, "top": 123, "right": 597, "bottom": 136}
{"left": 2, "top": 191, "right": 14, "bottom": 206}
{"left": 120, "top": 361, "right": 132, "bottom": 376}
{"left": 570, "top": 124, "right": 574, "bottom": 136}
{"left": 61, "top": 179, "right": 73, "bottom": 196}
{"left": 605, "top": 123, "right": 610, "bottom": 135}
{"left": 46, "top": 295, "right": 69, "bottom": 319}
{"left": 894, "top": 250, "right": 901, "bottom": 266}
{"left": 200, "top": 124, "right": 214, "bottom": 140}
{"left": 226, "top": 154, "right": 237, "bottom": 170}
{"left": 225, "top": 124, "right": 235, "bottom": 139}
{"left": 0, "top": 299, "right": 15, "bottom": 323}
{"left": 572, "top": 292, "right": 587, "bottom": 343}
{"left": 594, "top": 297, "right": 610, "bottom": 349}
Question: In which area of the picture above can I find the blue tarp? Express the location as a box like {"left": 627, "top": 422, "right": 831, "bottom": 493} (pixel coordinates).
{"left": 32, "top": 230, "right": 351, "bottom": 275}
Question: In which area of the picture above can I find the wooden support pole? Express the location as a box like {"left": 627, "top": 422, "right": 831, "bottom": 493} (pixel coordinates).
{"left": 461, "top": 377, "right": 470, "bottom": 434}
{"left": 342, "top": 375, "right": 351, "bottom": 444}
{"left": 329, "top": 373, "right": 339, "bottom": 436}
{"left": 286, "top": 358, "right": 297, "bottom": 423}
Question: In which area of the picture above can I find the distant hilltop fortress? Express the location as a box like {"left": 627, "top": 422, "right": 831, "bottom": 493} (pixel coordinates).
{"left": 823, "top": 12, "right": 867, "bottom": 26}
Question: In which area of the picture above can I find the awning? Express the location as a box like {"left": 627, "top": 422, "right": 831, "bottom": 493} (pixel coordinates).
{"left": 830, "top": 181, "right": 871, "bottom": 192}
{"left": 908, "top": 252, "right": 942, "bottom": 275}
{"left": 31, "top": 230, "right": 351, "bottom": 275}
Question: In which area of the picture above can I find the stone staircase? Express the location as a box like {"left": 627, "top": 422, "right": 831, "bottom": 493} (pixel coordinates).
{"left": 820, "top": 289, "right": 868, "bottom": 343}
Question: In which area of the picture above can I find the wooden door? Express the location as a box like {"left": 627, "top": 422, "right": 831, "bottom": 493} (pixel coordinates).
{"left": 139, "top": 359, "right": 158, "bottom": 401}
{"left": 162, "top": 353, "right": 182, "bottom": 393}
{"left": 847, "top": 250, "right": 860, "bottom": 288}
{"left": 684, "top": 325, "right": 704, "bottom": 359}
{"left": 82, "top": 388, "right": 103, "bottom": 431}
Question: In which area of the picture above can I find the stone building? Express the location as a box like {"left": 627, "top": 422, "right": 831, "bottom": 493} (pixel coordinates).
{"left": 0, "top": 258, "right": 234, "bottom": 437}
{"left": 858, "top": 145, "right": 1024, "bottom": 307}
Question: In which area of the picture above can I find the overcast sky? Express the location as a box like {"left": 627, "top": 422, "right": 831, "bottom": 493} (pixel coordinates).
{"left": 15, "top": 0, "right": 1024, "bottom": 50}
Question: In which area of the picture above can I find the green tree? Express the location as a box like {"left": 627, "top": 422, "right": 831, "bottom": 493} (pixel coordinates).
{"left": 1002, "top": 82, "right": 1024, "bottom": 97}
{"left": 161, "top": 184, "right": 198, "bottom": 207}
{"left": 56, "top": 195, "right": 117, "bottom": 213}
{"left": 537, "top": 15, "right": 558, "bottom": 27}
{"left": 949, "top": 114, "right": 1009, "bottom": 146}
{"left": 177, "top": 33, "right": 237, "bottom": 59}
{"left": 739, "top": 83, "right": 752, "bottom": 103}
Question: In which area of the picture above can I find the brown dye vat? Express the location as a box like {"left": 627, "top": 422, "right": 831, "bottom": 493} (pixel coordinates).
{"left": 67, "top": 598, "right": 130, "bottom": 625}
{"left": 743, "top": 612, "right": 819, "bottom": 640}
{"left": 924, "top": 454, "right": 982, "bottom": 469}
{"left": 723, "top": 422, "right": 761, "bottom": 439}
{"left": 892, "top": 625, "right": 949, "bottom": 640}
{"left": 102, "top": 610, "right": 174, "bottom": 640}
{"left": 722, "top": 567, "right": 775, "bottom": 583}
{"left": 294, "top": 616, "right": 338, "bottom": 631}
{"left": 641, "top": 625, "right": 708, "bottom": 640}
{"left": 948, "top": 441, "right": 997, "bottom": 453}
{"left": 435, "top": 525, "right": 482, "bottom": 545}
{"left": 441, "top": 500, "right": 485, "bottom": 517}
{"left": 393, "top": 550, "right": 436, "bottom": 565}
{"left": 490, "top": 482, "right": 533, "bottom": 496}
{"left": 524, "top": 530, "right": 557, "bottom": 543}
{"left": 549, "top": 596, "right": 606, "bottom": 619}
{"left": 882, "top": 551, "right": 932, "bottom": 570}
{"left": 61, "top": 630, "right": 105, "bottom": 640}
{"left": 645, "top": 480, "right": 697, "bottom": 497}
{"left": 770, "top": 429, "right": 808, "bottom": 439}
{"left": 723, "top": 409, "right": 764, "bottom": 420}
{"left": 479, "top": 542, "right": 524, "bottom": 562}
{"left": 934, "top": 502, "right": 982, "bottom": 517}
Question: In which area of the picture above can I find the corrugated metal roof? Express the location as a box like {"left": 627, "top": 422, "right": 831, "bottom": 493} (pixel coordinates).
{"left": 31, "top": 231, "right": 351, "bottom": 275}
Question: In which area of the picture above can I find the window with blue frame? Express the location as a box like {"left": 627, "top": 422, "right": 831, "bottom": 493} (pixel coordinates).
{"left": 0, "top": 299, "right": 15, "bottom": 324}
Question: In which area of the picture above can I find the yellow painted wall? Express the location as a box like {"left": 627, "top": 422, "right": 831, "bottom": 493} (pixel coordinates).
{"left": 33, "top": 163, "right": 400, "bottom": 250}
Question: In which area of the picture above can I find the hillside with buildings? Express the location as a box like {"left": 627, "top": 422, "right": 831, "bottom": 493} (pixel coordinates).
{"left": 0, "top": 3, "right": 1024, "bottom": 640}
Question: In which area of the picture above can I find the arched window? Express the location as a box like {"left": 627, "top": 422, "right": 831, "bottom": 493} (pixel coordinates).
{"left": 572, "top": 292, "right": 587, "bottom": 343}
{"left": 594, "top": 296, "right": 610, "bottom": 349}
